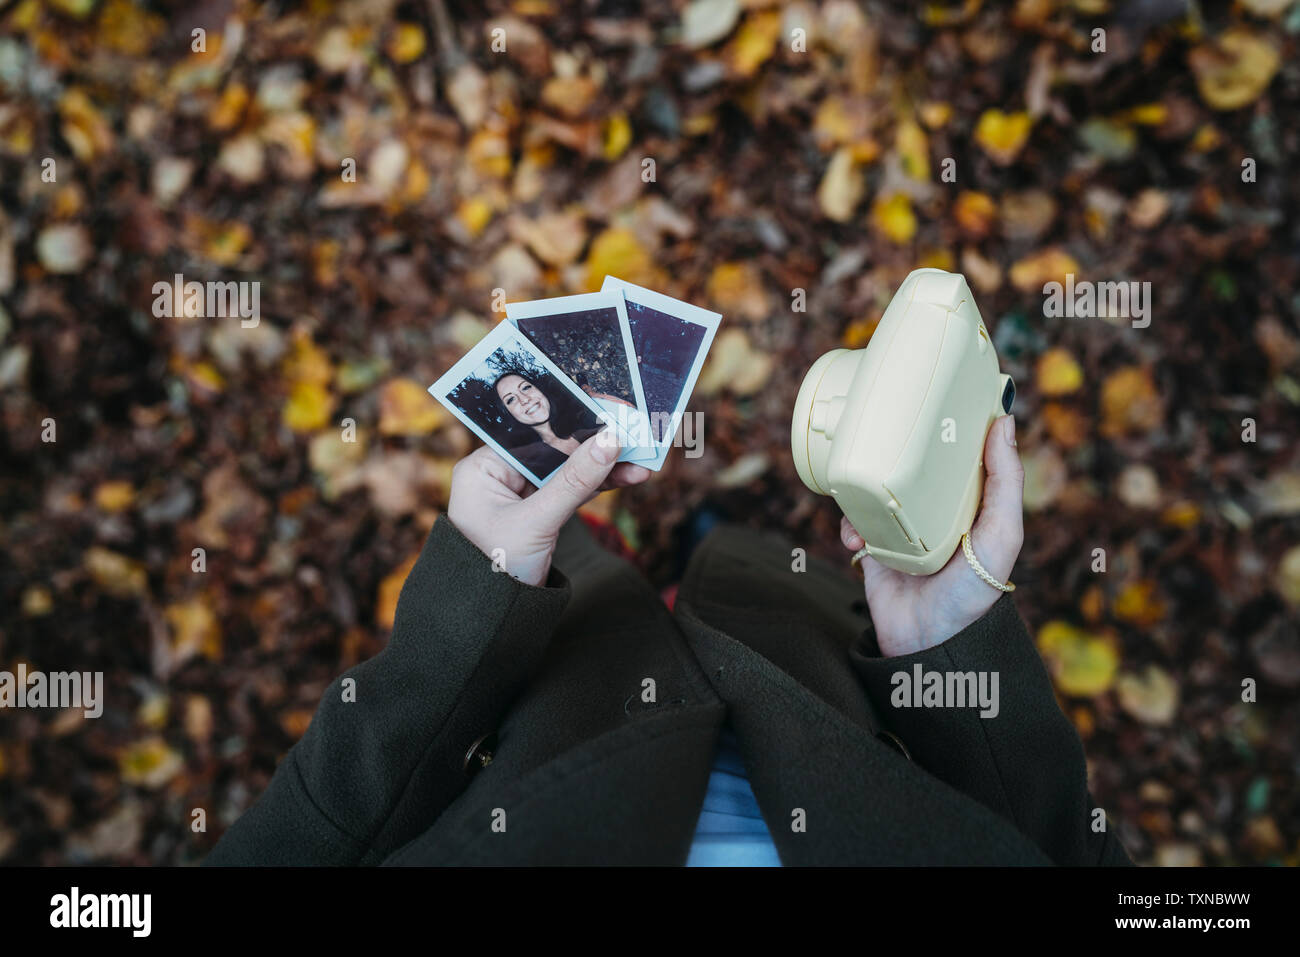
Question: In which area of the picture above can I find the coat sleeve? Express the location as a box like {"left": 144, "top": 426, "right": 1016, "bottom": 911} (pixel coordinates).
{"left": 205, "top": 515, "right": 571, "bottom": 865}
{"left": 849, "top": 593, "right": 1133, "bottom": 866}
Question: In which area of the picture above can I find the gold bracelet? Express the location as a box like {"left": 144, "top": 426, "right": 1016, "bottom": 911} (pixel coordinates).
{"left": 961, "top": 531, "right": 1015, "bottom": 592}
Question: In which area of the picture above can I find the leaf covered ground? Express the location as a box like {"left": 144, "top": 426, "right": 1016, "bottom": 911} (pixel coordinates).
{"left": 0, "top": 0, "right": 1298, "bottom": 865}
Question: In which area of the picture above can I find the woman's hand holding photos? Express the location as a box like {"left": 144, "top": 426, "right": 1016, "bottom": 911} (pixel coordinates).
{"left": 447, "top": 430, "right": 650, "bottom": 587}
{"left": 840, "top": 415, "right": 1024, "bottom": 657}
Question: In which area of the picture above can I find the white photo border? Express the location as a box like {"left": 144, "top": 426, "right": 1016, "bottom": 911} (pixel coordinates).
{"left": 505, "top": 291, "right": 657, "bottom": 465}
{"left": 428, "top": 321, "right": 628, "bottom": 488}
{"left": 600, "top": 275, "right": 723, "bottom": 471}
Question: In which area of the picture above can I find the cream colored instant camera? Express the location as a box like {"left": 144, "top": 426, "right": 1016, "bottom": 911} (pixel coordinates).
{"left": 792, "top": 268, "right": 1015, "bottom": 576}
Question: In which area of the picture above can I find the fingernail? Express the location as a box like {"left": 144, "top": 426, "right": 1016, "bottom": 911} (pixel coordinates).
{"left": 591, "top": 429, "right": 619, "bottom": 464}
{"left": 1004, "top": 415, "right": 1017, "bottom": 446}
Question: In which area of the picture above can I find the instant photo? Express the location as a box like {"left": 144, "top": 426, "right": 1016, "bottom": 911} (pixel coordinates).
{"left": 601, "top": 276, "right": 722, "bottom": 470}
{"left": 505, "top": 292, "right": 656, "bottom": 463}
{"left": 428, "top": 323, "right": 620, "bottom": 487}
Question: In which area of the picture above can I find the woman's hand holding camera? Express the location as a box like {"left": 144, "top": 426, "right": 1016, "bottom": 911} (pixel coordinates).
{"left": 841, "top": 415, "right": 1025, "bottom": 657}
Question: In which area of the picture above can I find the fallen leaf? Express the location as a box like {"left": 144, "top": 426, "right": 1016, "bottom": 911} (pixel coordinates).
{"left": 870, "top": 192, "right": 917, "bottom": 244}
{"left": 682, "top": 0, "right": 742, "bottom": 49}
{"left": 1114, "top": 579, "right": 1168, "bottom": 627}
{"left": 706, "top": 262, "right": 767, "bottom": 322}
{"left": 36, "top": 224, "right": 92, "bottom": 273}
{"left": 119, "top": 738, "right": 184, "bottom": 789}
{"left": 164, "top": 596, "right": 223, "bottom": 665}
{"left": 1276, "top": 544, "right": 1300, "bottom": 607}
{"left": 283, "top": 380, "right": 335, "bottom": 433}
{"left": 94, "top": 480, "right": 135, "bottom": 512}
{"left": 1021, "top": 445, "right": 1067, "bottom": 511}
{"left": 1036, "top": 348, "right": 1083, "bottom": 396}
{"left": 696, "top": 328, "right": 773, "bottom": 397}
{"left": 1009, "top": 247, "right": 1080, "bottom": 292}
{"left": 84, "top": 547, "right": 147, "bottom": 598}
{"left": 973, "top": 109, "right": 1032, "bottom": 164}
{"left": 379, "top": 378, "right": 448, "bottom": 436}
{"left": 1099, "top": 366, "right": 1163, "bottom": 437}
{"left": 585, "top": 227, "right": 660, "bottom": 291}
{"left": 817, "top": 147, "right": 864, "bottom": 222}
{"left": 1036, "top": 620, "right": 1120, "bottom": 697}
{"left": 1117, "top": 665, "right": 1179, "bottom": 725}
{"left": 1188, "top": 29, "right": 1280, "bottom": 111}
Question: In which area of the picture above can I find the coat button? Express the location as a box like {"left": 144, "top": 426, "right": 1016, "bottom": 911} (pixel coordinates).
{"left": 876, "top": 729, "right": 912, "bottom": 761}
{"left": 463, "top": 732, "right": 498, "bottom": 774}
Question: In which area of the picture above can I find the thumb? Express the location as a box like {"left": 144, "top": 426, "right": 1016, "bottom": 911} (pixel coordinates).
{"left": 527, "top": 429, "right": 622, "bottom": 533}
{"left": 971, "top": 415, "right": 1024, "bottom": 572}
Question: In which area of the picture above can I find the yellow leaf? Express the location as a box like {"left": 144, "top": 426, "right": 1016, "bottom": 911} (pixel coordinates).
{"left": 1036, "top": 621, "right": 1120, "bottom": 697}
{"left": 22, "top": 585, "right": 53, "bottom": 617}
{"left": 1042, "top": 401, "right": 1089, "bottom": 449}
{"left": 953, "top": 190, "right": 996, "bottom": 237}
{"left": 1009, "top": 247, "right": 1080, "bottom": 292}
{"left": 813, "top": 96, "right": 854, "bottom": 149}
{"left": 137, "top": 692, "right": 169, "bottom": 730}
{"left": 1188, "top": 29, "right": 1280, "bottom": 111}
{"left": 541, "top": 76, "right": 599, "bottom": 118}
{"left": 602, "top": 112, "right": 632, "bottom": 160}
{"left": 895, "top": 117, "right": 929, "bottom": 181}
{"left": 208, "top": 83, "right": 249, "bottom": 131}
{"left": 919, "top": 101, "right": 953, "bottom": 129}
{"left": 282, "top": 331, "right": 334, "bottom": 387}
{"left": 457, "top": 197, "right": 494, "bottom": 238}
{"left": 584, "top": 227, "right": 660, "bottom": 292}
{"left": 164, "top": 596, "right": 223, "bottom": 663}
{"left": 974, "top": 109, "right": 1033, "bottom": 165}
{"left": 97, "top": 0, "right": 165, "bottom": 56}
{"left": 1099, "top": 365, "right": 1163, "bottom": 437}
{"left": 94, "top": 480, "right": 135, "bottom": 512}
{"left": 467, "top": 128, "right": 511, "bottom": 179}
{"left": 727, "top": 10, "right": 781, "bottom": 77}
{"left": 58, "top": 88, "right": 115, "bottom": 162}
{"left": 200, "top": 220, "right": 251, "bottom": 266}
{"left": 119, "top": 737, "right": 184, "bottom": 789}
{"left": 283, "top": 381, "right": 334, "bottom": 433}
{"left": 379, "top": 378, "right": 448, "bottom": 436}
{"left": 1113, "top": 579, "right": 1167, "bottom": 627}
{"left": 870, "top": 192, "right": 917, "bottom": 244}
{"left": 376, "top": 553, "right": 420, "bottom": 628}
{"left": 1190, "top": 123, "right": 1222, "bottom": 153}
{"left": 917, "top": 248, "right": 954, "bottom": 272}
{"left": 1036, "top": 348, "right": 1083, "bottom": 396}
{"left": 706, "top": 262, "right": 767, "bottom": 322}
{"left": 842, "top": 317, "right": 880, "bottom": 349}
{"left": 1122, "top": 103, "right": 1168, "bottom": 126}
{"left": 186, "top": 359, "right": 225, "bottom": 394}
{"left": 1276, "top": 545, "right": 1300, "bottom": 606}
{"left": 387, "top": 22, "right": 426, "bottom": 63}
{"left": 1160, "top": 501, "right": 1200, "bottom": 529}
{"left": 816, "top": 147, "right": 864, "bottom": 223}
{"left": 84, "top": 547, "right": 147, "bottom": 598}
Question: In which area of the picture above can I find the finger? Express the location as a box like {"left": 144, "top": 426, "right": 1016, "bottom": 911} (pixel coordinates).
{"left": 479, "top": 444, "right": 531, "bottom": 494}
{"left": 973, "top": 414, "right": 1023, "bottom": 553}
{"left": 527, "top": 428, "right": 623, "bottom": 532}
{"left": 840, "top": 515, "right": 865, "bottom": 551}
{"left": 604, "top": 463, "right": 651, "bottom": 488}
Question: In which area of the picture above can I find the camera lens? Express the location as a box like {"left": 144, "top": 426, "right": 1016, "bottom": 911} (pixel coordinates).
{"left": 1001, "top": 377, "right": 1016, "bottom": 413}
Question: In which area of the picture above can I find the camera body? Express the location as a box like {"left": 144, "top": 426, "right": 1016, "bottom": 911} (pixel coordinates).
{"left": 791, "top": 268, "right": 1015, "bottom": 575}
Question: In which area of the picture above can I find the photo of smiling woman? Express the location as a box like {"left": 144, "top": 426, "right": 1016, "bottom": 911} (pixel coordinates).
{"left": 445, "top": 341, "right": 604, "bottom": 483}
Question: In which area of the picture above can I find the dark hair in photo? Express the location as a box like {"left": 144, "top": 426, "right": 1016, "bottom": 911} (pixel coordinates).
{"left": 446, "top": 343, "right": 598, "bottom": 450}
